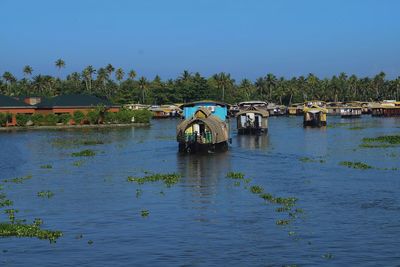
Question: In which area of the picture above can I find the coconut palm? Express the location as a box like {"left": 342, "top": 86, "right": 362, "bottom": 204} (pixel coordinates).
{"left": 2, "top": 71, "right": 16, "bottom": 95}
{"left": 138, "top": 76, "right": 149, "bottom": 104}
{"left": 128, "top": 70, "right": 137, "bottom": 80}
{"left": 265, "top": 73, "right": 277, "bottom": 101}
{"left": 255, "top": 77, "right": 266, "bottom": 100}
{"left": 213, "top": 72, "right": 233, "bottom": 101}
{"left": 82, "top": 65, "right": 96, "bottom": 92}
{"left": 106, "top": 64, "right": 115, "bottom": 76}
{"left": 115, "top": 68, "right": 125, "bottom": 84}
{"left": 23, "top": 65, "right": 33, "bottom": 78}
{"left": 55, "top": 59, "right": 65, "bottom": 76}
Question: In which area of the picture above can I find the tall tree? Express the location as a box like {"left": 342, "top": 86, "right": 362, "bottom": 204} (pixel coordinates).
{"left": 55, "top": 59, "right": 66, "bottom": 76}
{"left": 82, "top": 65, "right": 96, "bottom": 92}
{"left": 128, "top": 70, "right": 137, "bottom": 80}
{"left": 138, "top": 76, "right": 149, "bottom": 104}
{"left": 23, "top": 65, "right": 33, "bottom": 78}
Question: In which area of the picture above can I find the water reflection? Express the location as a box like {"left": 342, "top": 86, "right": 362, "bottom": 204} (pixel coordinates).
{"left": 177, "top": 152, "right": 231, "bottom": 184}
{"left": 236, "top": 134, "right": 270, "bottom": 150}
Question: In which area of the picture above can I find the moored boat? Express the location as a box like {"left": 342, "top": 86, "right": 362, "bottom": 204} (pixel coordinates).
{"left": 303, "top": 100, "right": 328, "bottom": 127}
{"left": 176, "top": 101, "right": 230, "bottom": 152}
{"left": 236, "top": 101, "right": 269, "bottom": 134}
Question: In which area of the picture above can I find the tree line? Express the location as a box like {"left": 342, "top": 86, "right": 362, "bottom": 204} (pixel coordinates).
{"left": 1, "top": 59, "right": 399, "bottom": 105}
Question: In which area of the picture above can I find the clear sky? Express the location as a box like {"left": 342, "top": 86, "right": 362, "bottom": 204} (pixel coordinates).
{"left": 1, "top": 0, "right": 399, "bottom": 80}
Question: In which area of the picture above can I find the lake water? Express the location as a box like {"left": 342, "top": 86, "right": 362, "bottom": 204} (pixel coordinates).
{"left": 0, "top": 116, "right": 399, "bottom": 266}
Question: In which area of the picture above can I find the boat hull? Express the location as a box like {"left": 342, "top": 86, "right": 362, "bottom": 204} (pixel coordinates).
{"left": 238, "top": 127, "right": 268, "bottom": 135}
{"left": 178, "top": 141, "right": 228, "bottom": 153}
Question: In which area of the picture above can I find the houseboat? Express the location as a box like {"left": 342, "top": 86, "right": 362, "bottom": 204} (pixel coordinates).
{"left": 371, "top": 100, "right": 400, "bottom": 117}
{"left": 303, "top": 100, "right": 328, "bottom": 127}
{"left": 340, "top": 104, "right": 362, "bottom": 118}
{"left": 236, "top": 101, "right": 269, "bottom": 134}
{"left": 267, "top": 103, "right": 287, "bottom": 116}
{"left": 287, "top": 103, "right": 303, "bottom": 115}
{"left": 176, "top": 101, "right": 230, "bottom": 152}
{"left": 326, "top": 102, "right": 343, "bottom": 116}
{"left": 149, "top": 105, "right": 182, "bottom": 118}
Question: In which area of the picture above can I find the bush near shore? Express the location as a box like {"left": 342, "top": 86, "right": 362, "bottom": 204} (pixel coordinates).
{"left": 4, "top": 109, "right": 152, "bottom": 127}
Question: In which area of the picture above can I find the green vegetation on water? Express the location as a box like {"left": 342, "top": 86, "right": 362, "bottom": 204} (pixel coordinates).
{"left": 299, "top": 157, "right": 325, "bottom": 163}
{"left": 37, "top": 191, "right": 54, "bottom": 198}
{"left": 226, "top": 172, "right": 245, "bottom": 179}
{"left": 71, "top": 149, "right": 96, "bottom": 157}
{"left": 127, "top": 173, "right": 181, "bottom": 187}
{"left": 250, "top": 185, "right": 264, "bottom": 194}
{"left": 40, "top": 164, "right": 52, "bottom": 169}
{"left": 141, "top": 210, "right": 149, "bottom": 217}
{"left": 3, "top": 175, "right": 32, "bottom": 184}
{"left": 0, "top": 222, "right": 62, "bottom": 243}
{"left": 339, "top": 161, "right": 373, "bottom": 169}
{"left": 360, "top": 134, "right": 400, "bottom": 148}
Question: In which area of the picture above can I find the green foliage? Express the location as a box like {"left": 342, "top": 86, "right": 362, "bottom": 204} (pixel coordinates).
{"left": 44, "top": 114, "right": 59, "bottom": 125}
{"left": 59, "top": 113, "right": 72, "bottom": 125}
{"left": 31, "top": 113, "right": 44, "bottom": 125}
{"left": 226, "top": 172, "right": 245, "bottom": 179}
{"left": 73, "top": 110, "right": 85, "bottom": 124}
{"left": 127, "top": 173, "right": 181, "bottom": 187}
{"left": 16, "top": 113, "right": 30, "bottom": 126}
{"left": 104, "top": 112, "right": 116, "bottom": 124}
{"left": 339, "top": 161, "right": 373, "bottom": 169}
{"left": 0, "top": 222, "right": 62, "bottom": 243}
{"left": 362, "top": 135, "right": 400, "bottom": 147}
{"left": 141, "top": 210, "right": 149, "bottom": 217}
{"left": 0, "top": 113, "right": 7, "bottom": 126}
{"left": 3, "top": 175, "right": 32, "bottom": 183}
{"left": 87, "top": 110, "right": 101, "bottom": 124}
{"left": 40, "top": 164, "right": 52, "bottom": 169}
{"left": 250, "top": 185, "right": 264, "bottom": 194}
{"left": 71, "top": 149, "right": 96, "bottom": 157}
{"left": 37, "top": 191, "right": 54, "bottom": 198}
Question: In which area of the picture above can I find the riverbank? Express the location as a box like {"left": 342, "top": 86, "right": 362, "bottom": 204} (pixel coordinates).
{"left": 0, "top": 123, "right": 150, "bottom": 132}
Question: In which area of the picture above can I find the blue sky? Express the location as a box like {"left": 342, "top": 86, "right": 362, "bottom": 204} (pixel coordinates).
{"left": 1, "top": 0, "right": 399, "bottom": 80}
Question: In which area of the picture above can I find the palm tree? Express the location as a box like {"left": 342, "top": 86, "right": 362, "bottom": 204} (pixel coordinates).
{"left": 2, "top": 71, "right": 16, "bottom": 95}
{"left": 255, "top": 77, "right": 266, "bottom": 100}
{"left": 128, "top": 70, "right": 137, "bottom": 80}
{"left": 265, "top": 73, "right": 277, "bottom": 101}
{"left": 239, "top": 78, "right": 253, "bottom": 100}
{"left": 179, "top": 70, "right": 191, "bottom": 82}
{"left": 55, "top": 59, "right": 65, "bottom": 78}
{"left": 115, "top": 68, "right": 125, "bottom": 84}
{"left": 138, "top": 76, "right": 148, "bottom": 104}
{"left": 213, "top": 72, "right": 233, "bottom": 101}
{"left": 23, "top": 65, "right": 33, "bottom": 78}
{"left": 82, "top": 65, "right": 96, "bottom": 92}
{"left": 106, "top": 64, "right": 115, "bottom": 76}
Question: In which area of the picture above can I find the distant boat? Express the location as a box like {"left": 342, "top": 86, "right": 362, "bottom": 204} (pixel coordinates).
{"left": 340, "top": 102, "right": 362, "bottom": 118}
{"left": 176, "top": 101, "right": 230, "bottom": 152}
{"left": 303, "top": 100, "right": 328, "bottom": 127}
{"left": 236, "top": 101, "right": 269, "bottom": 134}
{"left": 287, "top": 103, "right": 303, "bottom": 116}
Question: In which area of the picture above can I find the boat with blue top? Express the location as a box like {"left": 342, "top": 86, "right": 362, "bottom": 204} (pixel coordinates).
{"left": 176, "top": 101, "right": 230, "bottom": 152}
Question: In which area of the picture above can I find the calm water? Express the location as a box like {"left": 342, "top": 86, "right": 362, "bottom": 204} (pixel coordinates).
{"left": 0, "top": 116, "right": 399, "bottom": 266}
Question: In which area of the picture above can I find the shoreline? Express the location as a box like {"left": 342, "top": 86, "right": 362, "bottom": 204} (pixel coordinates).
{"left": 0, "top": 123, "right": 150, "bottom": 132}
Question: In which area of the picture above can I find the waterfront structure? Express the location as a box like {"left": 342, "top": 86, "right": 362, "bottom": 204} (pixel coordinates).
{"left": 0, "top": 95, "right": 36, "bottom": 126}
{"left": 176, "top": 101, "right": 230, "bottom": 152}
{"left": 148, "top": 105, "right": 182, "bottom": 118}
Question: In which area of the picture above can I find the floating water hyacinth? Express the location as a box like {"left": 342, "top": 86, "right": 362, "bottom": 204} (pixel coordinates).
{"left": 127, "top": 173, "right": 181, "bottom": 187}
{"left": 71, "top": 149, "right": 96, "bottom": 157}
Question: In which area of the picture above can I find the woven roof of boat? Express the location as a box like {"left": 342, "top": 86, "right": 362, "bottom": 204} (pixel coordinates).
{"left": 236, "top": 106, "right": 269, "bottom": 117}
{"left": 176, "top": 115, "right": 228, "bottom": 144}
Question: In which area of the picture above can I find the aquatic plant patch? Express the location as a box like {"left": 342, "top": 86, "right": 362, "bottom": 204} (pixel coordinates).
{"left": 141, "top": 210, "right": 149, "bottom": 217}
{"left": 250, "top": 185, "right": 264, "bottom": 194}
{"left": 299, "top": 157, "right": 325, "bottom": 163}
{"left": 127, "top": 173, "right": 181, "bottom": 187}
{"left": 52, "top": 139, "right": 105, "bottom": 148}
{"left": 339, "top": 161, "right": 373, "bottom": 169}
{"left": 40, "top": 164, "right": 52, "bottom": 169}
{"left": 3, "top": 175, "right": 32, "bottom": 184}
{"left": 360, "top": 134, "right": 400, "bottom": 148}
{"left": 226, "top": 172, "right": 245, "bottom": 179}
{"left": 37, "top": 191, "right": 54, "bottom": 198}
{"left": 71, "top": 149, "right": 96, "bottom": 157}
{"left": 0, "top": 222, "right": 62, "bottom": 243}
